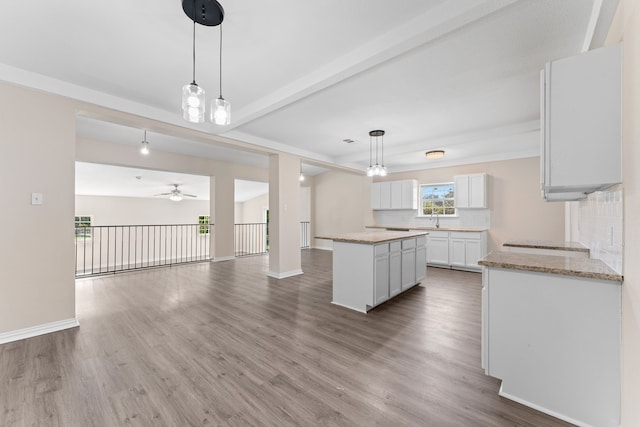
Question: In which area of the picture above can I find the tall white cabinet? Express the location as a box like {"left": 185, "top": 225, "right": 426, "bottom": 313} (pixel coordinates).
{"left": 540, "top": 44, "right": 621, "bottom": 200}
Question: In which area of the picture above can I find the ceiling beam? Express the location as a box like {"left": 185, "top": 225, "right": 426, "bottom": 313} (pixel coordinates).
{"left": 224, "top": 0, "right": 522, "bottom": 130}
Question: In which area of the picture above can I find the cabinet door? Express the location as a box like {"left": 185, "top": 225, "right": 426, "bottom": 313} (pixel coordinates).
{"left": 449, "top": 238, "right": 466, "bottom": 267}
{"left": 427, "top": 237, "right": 449, "bottom": 265}
{"left": 415, "top": 245, "right": 426, "bottom": 282}
{"left": 380, "top": 182, "right": 392, "bottom": 209}
{"left": 454, "top": 175, "right": 469, "bottom": 208}
{"left": 465, "top": 239, "right": 482, "bottom": 268}
{"left": 401, "top": 180, "right": 417, "bottom": 210}
{"left": 389, "top": 251, "right": 402, "bottom": 297}
{"left": 374, "top": 254, "right": 389, "bottom": 305}
{"left": 401, "top": 248, "right": 416, "bottom": 290}
{"left": 371, "top": 183, "right": 381, "bottom": 210}
{"left": 390, "top": 181, "right": 402, "bottom": 209}
{"left": 544, "top": 44, "right": 621, "bottom": 193}
{"left": 469, "top": 174, "right": 487, "bottom": 208}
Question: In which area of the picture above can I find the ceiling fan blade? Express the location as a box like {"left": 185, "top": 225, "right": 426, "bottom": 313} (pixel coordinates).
{"left": 154, "top": 192, "right": 172, "bottom": 196}
{"left": 183, "top": 193, "right": 197, "bottom": 198}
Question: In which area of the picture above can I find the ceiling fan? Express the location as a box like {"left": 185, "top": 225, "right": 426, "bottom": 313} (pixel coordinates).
{"left": 155, "top": 184, "right": 197, "bottom": 202}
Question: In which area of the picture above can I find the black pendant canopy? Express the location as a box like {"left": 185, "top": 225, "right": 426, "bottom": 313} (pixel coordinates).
{"left": 182, "top": 0, "right": 224, "bottom": 26}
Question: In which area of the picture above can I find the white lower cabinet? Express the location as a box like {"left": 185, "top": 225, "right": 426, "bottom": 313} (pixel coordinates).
{"left": 427, "top": 230, "right": 487, "bottom": 271}
{"left": 415, "top": 236, "right": 427, "bottom": 282}
{"left": 374, "top": 244, "right": 390, "bottom": 305}
{"left": 401, "top": 237, "right": 416, "bottom": 291}
{"left": 427, "top": 231, "right": 450, "bottom": 266}
{"left": 389, "top": 242, "right": 402, "bottom": 297}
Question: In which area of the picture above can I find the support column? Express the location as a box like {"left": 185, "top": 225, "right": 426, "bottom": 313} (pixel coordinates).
{"left": 211, "top": 174, "right": 235, "bottom": 261}
{"left": 268, "top": 153, "right": 302, "bottom": 278}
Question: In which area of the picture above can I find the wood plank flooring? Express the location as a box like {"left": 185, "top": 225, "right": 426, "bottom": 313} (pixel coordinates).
{"left": 0, "top": 249, "right": 572, "bottom": 426}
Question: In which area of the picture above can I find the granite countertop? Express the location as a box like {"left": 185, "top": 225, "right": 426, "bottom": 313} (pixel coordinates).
{"left": 478, "top": 251, "right": 622, "bottom": 282}
{"left": 316, "top": 230, "right": 429, "bottom": 244}
{"left": 365, "top": 225, "right": 488, "bottom": 232}
{"left": 503, "top": 239, "right": 589, "bottom": 253}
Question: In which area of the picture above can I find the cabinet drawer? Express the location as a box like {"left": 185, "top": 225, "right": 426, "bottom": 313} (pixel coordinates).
{"left": 390, "top": 241, "right": 402, "bottom": 252}
{"left": 402, "top": 238, "right": 416, "bottom": 249}
{"left": 374, "top": 243, "right": 389, "bottom": 256}
{"left": 451, "top": 231, "right": 482, "bottom": 240}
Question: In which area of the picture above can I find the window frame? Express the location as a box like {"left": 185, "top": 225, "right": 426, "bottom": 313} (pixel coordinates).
{"left": 74, "top": 215, "right": 93, "bottom": 239}
{"left": 198, "top": 215, "right": 210, "bottom": 235}
{"left": 418, "top": 182, "right": 457, "bottom": 217}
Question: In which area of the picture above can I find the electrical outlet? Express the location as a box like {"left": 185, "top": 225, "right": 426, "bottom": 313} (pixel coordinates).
{"left": 31, "top": 192, "right": 43, "bottom": 205}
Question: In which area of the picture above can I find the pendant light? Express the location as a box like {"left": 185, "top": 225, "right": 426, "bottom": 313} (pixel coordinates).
{"left": 210, "top": 24, "right": 231, "bottom": 125}
{"left": 180, "top": 0, "right": 225, "bottom": 123}
{"left": 140, "top": 129, "right": 150, "bottom": 155}
{"left": 367, "top": 130, "right": 387, "bottom": 177}
{"left": 299, "top": 164, "right": 305, "bottom": 182}
{"left": 182, "top": 0, "right": 205, "bottom": 123}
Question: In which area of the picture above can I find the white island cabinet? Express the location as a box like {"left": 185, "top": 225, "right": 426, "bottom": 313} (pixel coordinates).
{"left": 317, "top": 231, "right": 428, "bottom": 313}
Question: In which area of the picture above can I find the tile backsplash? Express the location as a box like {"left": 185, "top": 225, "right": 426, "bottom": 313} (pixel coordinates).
{"left": 373, "top": 208, "right": 491, "bottom": 229}
{"left": 573, "top": 185, "right": 623, "bottom": 274}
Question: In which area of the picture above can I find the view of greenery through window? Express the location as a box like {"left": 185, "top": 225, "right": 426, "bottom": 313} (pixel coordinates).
{"left": 420, "top": 183, "right": 455, "bottom": 216}
{"left": 74, "top": 216, "right": 92, "bottom": 238}
{"left": 198, "top": 215, "right": 210, "bottom": 234}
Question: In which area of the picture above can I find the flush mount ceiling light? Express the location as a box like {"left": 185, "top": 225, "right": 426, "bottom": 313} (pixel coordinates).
{"left": 366, "top": 130, "right": 387, "bottom": 177}
{"left": 181, "top": 0, "right": 228, "bottom": 124}
{"left": 425, "top": 150, "right": 445, "bottom": 159}
{"left": 140, "top": 129, "right": 150, "bottom": 155}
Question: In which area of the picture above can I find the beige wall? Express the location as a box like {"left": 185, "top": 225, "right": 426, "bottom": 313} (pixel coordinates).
{"left": 615, "top": 1, "right": 640, "bottom": 424}
{"left": 380, "top": 157, "right": 564, "bottom": 252}
{"left": 314, "top": 170, "right": 372, "bottom": 249}
{"left": 76, "top": 195, "right": 210, "bottom": 225}
{"left": 237, "top": 193, "right": 269, "bottom": 223}
{"left": 268, "top": 153, "right": 302, "bottom": 276}
{"left": 0, "top": 83, "right": 77, "bottom": 334}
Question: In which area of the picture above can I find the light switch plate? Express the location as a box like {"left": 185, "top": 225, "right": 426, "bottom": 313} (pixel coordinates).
{"left": 31, "top": 192, "right": 43, "bottom": 205}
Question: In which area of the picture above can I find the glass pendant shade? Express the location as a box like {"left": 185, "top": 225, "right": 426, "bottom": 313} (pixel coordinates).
{"left": 140, "top": 141, "right": 149, "bottom": 155}
{"left": 211, "top": 96, "right": 231, "bottom": 125}
{"left": 182, "top": 83, "right": 206, "bottom": 123}
{"left": 379, "top": 166, "right": 387, "bottom": 177}
{"left": 366, "top": 167, "right": 374, "bottom": 177}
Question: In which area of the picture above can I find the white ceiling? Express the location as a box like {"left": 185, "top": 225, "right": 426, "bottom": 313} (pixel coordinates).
{"left": 0, "top": 0, "right": 619, "bottom": 190}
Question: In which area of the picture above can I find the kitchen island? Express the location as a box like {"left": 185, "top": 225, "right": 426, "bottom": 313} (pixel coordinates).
{"left": 479, "top": 251, "right": 622, "bottom": 427}
{"left": 316, "top": 231, "right": 428, "bottom": 313}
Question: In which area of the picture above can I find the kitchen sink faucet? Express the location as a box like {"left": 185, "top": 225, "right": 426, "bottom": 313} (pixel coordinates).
{"left": 431, "top": 211, "right": 440, "bottom": 228}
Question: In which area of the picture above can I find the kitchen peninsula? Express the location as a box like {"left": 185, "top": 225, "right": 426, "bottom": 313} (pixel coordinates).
{"left": 316, "top": 231, "right": 428, "bottom": 313}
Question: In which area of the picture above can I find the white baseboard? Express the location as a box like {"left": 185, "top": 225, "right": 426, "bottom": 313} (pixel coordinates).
{"left": 267, "top": 269, "right": 303, "bottom": 279}
{"left": 498, "top": 384, "right": 588, "bottom": 427}
{"left": 0, "top": 318, "right": 80, "bottom": 345}
{"left": 212, "top": 256, "right": 235, "bottom": 262}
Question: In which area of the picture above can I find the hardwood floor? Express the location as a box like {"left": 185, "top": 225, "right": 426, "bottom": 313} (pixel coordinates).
{"left": 0, "top": 250, "right": 572, "bottom": 426}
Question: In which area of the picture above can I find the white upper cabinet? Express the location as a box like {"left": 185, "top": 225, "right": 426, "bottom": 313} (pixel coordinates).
{"left": 371, "top": 180, "right": 418, "bottom": 210}
{"left": 454, "top": 173, "right": 487, "bottom": 209}
{"left": 541, "top": 44, "right": 621, "bottom": 200}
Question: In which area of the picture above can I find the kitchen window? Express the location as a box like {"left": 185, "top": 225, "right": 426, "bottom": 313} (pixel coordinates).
{"left": 419, "top": 183, "right": 456, "bottom": 216}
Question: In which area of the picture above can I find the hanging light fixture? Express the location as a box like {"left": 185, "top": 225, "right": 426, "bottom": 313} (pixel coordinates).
{"left": 299, "top": 164, "right": 305, "bottom": 182}
{"left": 181, "top": 0, "right": 225, "bottom": 123}
{"left": 210, "top": 24, "right": 231, "bottom": 125}
{"left": 140, "top": 130, "right": 150, "bottom": 155}
{"left": 367, "top": 130, "right": 387, "bottom": 177}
